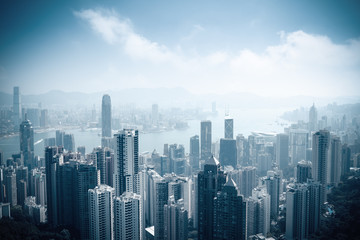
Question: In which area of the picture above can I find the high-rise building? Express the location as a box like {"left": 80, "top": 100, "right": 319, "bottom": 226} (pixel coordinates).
{"left": 296, "top": 160, "right": 312, "bottom": 183}
{"left": 200, "top": 121, "right": 212, "bottom": 160}
{"left": 190, "top": 135, "right": 200, "bottom": 170}
{"left": 341, "top": 144, "right": 351, "bottom": 177}
{"left": 4, "top": 168, "right": 17, "bottom": 206}
{"left": 329, "top": 136, "right": 341, "bottom": 187}
{"left": 286, "top": 180, "right": 321, "bottom": 240}
{"left": 114, "top": 129, "right": 139, "bottom": 196}
{"left": 114, "top": 192, "right": 143, "bottom": 240}
{"left": 45, "top": 146, "right": 63, "bottom": 227}
{"left": 75, "top": 163, "right": 98, "bottom": 240}
{"left": 309, "top": 103, "right": 318, "bottom": 132}
{"left": 289, "top": 129, "right": 308, "bottom": 165}
{"left": 219, "top": 138, "right": 237, "bottom": 168}
{"left": 239, "top": 166, "right": 256, "bottom": 198}
{"left": 164, "top": 197, "right": 188, "bottom": 240}
{"left": 197, "top": 156, "right": 226, "bottom": 240}
{"left": 102, "top": 94, "right": 112, "bottom": 138}
{"left": 63, "top": 133, "right": 75, "bottom": 152}
{"left": 213, "top": 177, "right": 247, "bottom": 240}
{"left": 93, "top": 147, "right": 106, "bottom": 184}
{"left": 224, "top": 117, "right": 234, "bottom": 139}
{"left": 236, "top": 134, "right": 248, "bottom": 166}
{"left": 247, "top": 187, "right": 270, "bottom": 237}
{"left": 312, "top": 130, "right": 330, "bottom": 204}
{"left": 154, "top": 178, "right": 168, "bottom": 240}
{"left": 20, "top": 117, "right": 34, "bottom": 169}
{"left": 13, "top": 86, "right": 21, "bottom": 131}
{"left": 286, "top": 183, "right": 309, "bottom": 240}
{"left": 88, "top": 185, "right": 115, "bottom": 240}
{"left": 276, "top": 133, "right": 289, "bottom": 170}
{"left": 261, "top": 170, "right": 281, "bottom": 220}
{"left": 56, "top": 130, "right": 65, "bottom": 146}
{"left": 16, "top": 166, "right": 28, "bottom": 206}
{"left": 40, "top": 109, "right": 48, "bottom": 128}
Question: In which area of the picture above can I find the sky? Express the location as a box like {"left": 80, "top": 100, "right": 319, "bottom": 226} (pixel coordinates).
{"left": 0, "top": 0, "right": 360, "bottom": 97}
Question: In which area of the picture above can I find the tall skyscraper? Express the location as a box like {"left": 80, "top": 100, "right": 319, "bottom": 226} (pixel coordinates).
{"left": 213, "top": 177, "right": 247, "bottom": 240}
{"left": 88, "top": 185, "right": 115, "bottom": 240}
{"left": 329, "top": 136, "right": 341, "bottom": 187}
{"left": 114, "top": 192, "right": 143, "bottom": 240}
{"left": 240, "top": 166, "right": 256, "bottom": 198}
{"left": 63, "top": 133, "right": 75, "bottom": 152}
{"left": 200, "top": 121, "right": 212, "bottom": 160}
{"left": 45, "top": 146, "right": 63, "bottom": 227}
{"left": 341, "top": 144, "right": 351, "bottom": 177}
{"left": 312, "top": 130, "right": 330, "bottom": 204}
{"left": 276, "top": 133, "right": 289, "bottom": 170}
{"left": 197, "top": 156, "right": 226, "bottom": 240}
{"left": 164, "top": 197, "right": 188, "bottom": 240}
{"left": 286, "top": 180, "right": 321, "bottom": 240}
{"left": 190, "top": 135, "right": 200, "bottom": 170}
{"left": 286, "top": 183, "right": 309, "bottom": 240}
{"left": 75, "top": 163, "right": 98, "bottom": 240}
{"left": 13, "top": 86, "right": 21, "bottom": 131}
{"left": 224, "top": 117, "right": 234, "bottom": 139}
{"left": 93, "top": 147, "right": 106, "bottom": 184}
{"left": 309, "top": 103, "right": 318, "bottom": 132}
{"left": 114, "top": 129, "right": 139, "bottom": 196}
{"left": 56, "top": 130, "right": 65, "bottom": 146}
{"left": 296, "top": 160, "right": 312, "bottom": 183}
{"left": 154, "top": 178, "right": 169, "bottom": 240}
{"left": 219, "top": 138, "right": 237, "bottom": 168}
{"left": 20, "top": 117, "right": 34, "bottom": 169}
{"left": 102, "top": 94, "right": 112, "bottom": 138}
{"left": 289, "top": 129, "right": 308, "bottom": 165}
{"left": 247, "top": 187, "right": 271, "bottom": 238}
{"left": 262, "top": 170, "right": 281, "bottom": 220}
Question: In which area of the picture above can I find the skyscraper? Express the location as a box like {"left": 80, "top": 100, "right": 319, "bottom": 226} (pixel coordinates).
{"left": 289, "top": 129, "right": 308, "bottom": 165}
{"left": 20, "top": 117, "right": 34, "bottom": 169}
{"left": 102, "top": 94, "right": 112, "bottom": 138}
{"left": 262, "top": 170, "right": 281, "bottom": 220}
{"left": 190, "top": 135, "right": 200, "bottom": 170}
{"left": 88, "top": 185, "right": 115, "bottom": 240}
{"left": 197, "top": 156, "right": 226, "bottom": 240}
{"left": 213, "top": 177, "right": 247, "bottom": 240}
{"left": 296, "top": 160, "right": 312, "bottom": 183}
{"left": 341, "top": 144, "right": 351, "bottom": 177}
{"left": 247, "top": 187, "right": 271, "bottom": 237}
{"left": 45, "top": 146, "right": 63, "bottom": 227}
{"left": 56, "top": 130, "right": 65, "bottom": 146}
{"left": 114, "top": 129, "right": 139, "bottom": 196}
{"left": 312, "top": 130, "right": 330, "bottom": 204}
{"left": 219, "top": 138, "right": 237, "bottom": 168}
{"left": 63, "top": 133, "right": 75, "bottom": 152}
{"left": 224, "top": 117, "right": 234, "bottom": 139}
{"left": 286, "top": 183, "right": 309, "bottom": 240}
{"left": 286, "top": 180, "right": 321, "bottom": 240}
{"left": 200, "top": 121, "right": 212, "bottom": 160}
{"left": 164, "top": 197, "right": 188, "bottom": 240}
{"left": 309, "top": 103, "right": 318, "bottom": 132}
{"left": 13, "top": 86, "right": 21, "bottom": 131}
{"left": 276, "top": 133, "right": 289, "bottom": 170}
{"left": 75, "top": 163, "right": 98, "bottom": 240}
{"left": 114, "top": 192, "right": 143, "bottom": 240}
{"left": 329, "top": 136, "right": 341, "bottom": 187}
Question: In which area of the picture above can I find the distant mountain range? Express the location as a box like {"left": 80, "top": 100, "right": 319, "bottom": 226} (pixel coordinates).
{"left": 0, "top": 88, "right": 359, "bottom": 109}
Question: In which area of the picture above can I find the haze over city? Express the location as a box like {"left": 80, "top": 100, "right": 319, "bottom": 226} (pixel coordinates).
{"left": 0, "top": 1, "right": 360, "bottom": 240}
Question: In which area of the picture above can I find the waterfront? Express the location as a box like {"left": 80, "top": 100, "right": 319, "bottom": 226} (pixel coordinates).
{"left": 0, "top": 108, "right": 291, "bottom": 160}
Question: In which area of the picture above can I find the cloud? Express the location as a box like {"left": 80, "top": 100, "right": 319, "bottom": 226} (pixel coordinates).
{"left": 75, "top": 9, "right": 360, "bottom": 97}
{"left": 74, "top": 9, "right": 176, "bottom": 63}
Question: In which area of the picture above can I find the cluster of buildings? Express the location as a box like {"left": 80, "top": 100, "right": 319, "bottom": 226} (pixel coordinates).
{"left": 0, "top": 88, "right": 360, "bottom": 240}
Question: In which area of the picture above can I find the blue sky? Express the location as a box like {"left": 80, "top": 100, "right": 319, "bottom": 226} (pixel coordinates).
{"left": 0, "top": 0, "right": 360, "bottom": 97}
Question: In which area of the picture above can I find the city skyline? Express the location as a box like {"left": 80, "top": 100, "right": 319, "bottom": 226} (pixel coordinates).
{"left": 0, "top": 1, "right": 360, "bottom": 97}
